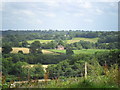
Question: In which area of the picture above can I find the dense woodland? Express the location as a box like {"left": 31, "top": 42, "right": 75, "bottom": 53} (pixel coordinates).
{"left": 1, "top": 30, "right": 120, "bottom": 88}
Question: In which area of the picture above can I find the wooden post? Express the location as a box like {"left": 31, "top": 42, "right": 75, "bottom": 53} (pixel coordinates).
{"left": 85, "top": 62, "right": 87, "bottom": 79}
{"left": 104, "top": 61, "right": 108, "bottom": 75}
{"left": 44, "top": 72, "right": 48, "bottom": 84}
{"left": 28, "top": 68, "right": 30, "bottom": 81}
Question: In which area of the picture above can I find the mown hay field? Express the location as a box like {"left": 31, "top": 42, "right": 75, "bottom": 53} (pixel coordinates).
{"left": 11, "top": 47, "right": 29, "bottom": 53}
{"left": 10, "top": 47, "right": 57, "bottom": 54}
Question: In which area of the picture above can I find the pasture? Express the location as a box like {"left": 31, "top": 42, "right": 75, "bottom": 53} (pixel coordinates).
{"left": 48, "top": 49, "right": 109, "bottom": 55}
{"left": 48, "top": 49, "right": 66, "bottom": 54}
{"left": 27, "top": 39, "right": 53, "bottom": 44}
{"left": 65, "top": 37, "right": 99, "bottom": 44}
{"left": 73, "top": 49, "right": 109, "bottom": 54}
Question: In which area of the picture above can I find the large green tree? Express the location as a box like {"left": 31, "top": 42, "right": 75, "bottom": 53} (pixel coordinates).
{"left": 66, "top": 48, "right": 74, "bottom": 55}
{"left": 32, "top": 64, "right": 44, "bottom": 79}
{"left": 21, "top": 41, "right": 29, "bottom": 47}
{"left": 2, "top": 45, "right": 12, "bottom": 54}
{"left": 29, "top": 41, "right": 42, "bottom": 54}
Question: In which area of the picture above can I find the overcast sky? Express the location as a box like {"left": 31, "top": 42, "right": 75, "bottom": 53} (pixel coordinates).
{"left": 1, "top": 0, "right": 118, "bottom": 31}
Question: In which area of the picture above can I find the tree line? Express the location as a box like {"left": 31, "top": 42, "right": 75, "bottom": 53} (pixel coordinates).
{"left": 2, "top": 30, "right": 119, "bottom": 49}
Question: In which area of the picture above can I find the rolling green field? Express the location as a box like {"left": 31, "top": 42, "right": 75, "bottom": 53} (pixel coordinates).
{"left": 73, "top": 49, "right": 109, "bottom": 54}
{"left": 48, "top": 49, "right": 109, "bottom": 54}
{"left": 27, "top": 37, "right": 99, "bottom": 44}
{"left": 48, "top": 49, "right": 66, "bottom": 54}
{"left": 27, "top": 39, "right": 53, "bottom": 44}
{"left": 65, "top": 37, "right": 99, "bottom": 44}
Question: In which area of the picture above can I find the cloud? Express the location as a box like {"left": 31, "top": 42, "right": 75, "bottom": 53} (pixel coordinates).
{"left": 42, "top": 0, "right": 61, "bottom": 7}
{"left": 73, "top": 13, "right": 84, "bottom": 16}
{"left": 12, "top": 9, "right": 36, "bottom": 18}
{"left": 2, "top": 1, "right": 117, "bottom": 30}
{"left": 20, "top": 10, "right": 35, "bottom": 16}
{"left": 96, "top": 0, "right": 119, "bottom": 2}
{"left": 84, "top": 19, "right": 93, "bottom": 23}
{"left": 81, "top": 2, "right": 92, "bottom": 9}
{"left": 95, "top": 8, "right": 104, "bottom": 15}
{"left": 44, "top": 12, "right": 56, "bottom": 17}
{"left": 36, "top": 20, "right": 43, "bottom": 24}
{"left": 109, "top": 3, "right": 118, "bottom": 8}
{"left": 0, "top": 2, "right": 3, "bottom": 11}
{"left": 28, "top": 19, "right": 43, "bottom": 25}
{"left": 2, "top": 0, "right": 119, "bottom": 2}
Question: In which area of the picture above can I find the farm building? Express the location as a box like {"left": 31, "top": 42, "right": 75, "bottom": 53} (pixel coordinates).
{"left": 56, "top": 45, "right": 64, "bottom": 50}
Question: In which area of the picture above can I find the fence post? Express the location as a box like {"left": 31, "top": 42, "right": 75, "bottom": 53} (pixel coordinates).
{"left": 85, "top": 62, "right": 87, "bottom": 79}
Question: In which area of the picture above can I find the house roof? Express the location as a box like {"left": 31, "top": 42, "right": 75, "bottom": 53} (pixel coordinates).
{"left": 57, "top": 45, "right": 64, "bottom": 48}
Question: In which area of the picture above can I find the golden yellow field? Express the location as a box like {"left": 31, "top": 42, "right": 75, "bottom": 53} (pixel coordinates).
{"left": 11, "top": 47, "right": 30, "bottom": 53}
{"left": 10, "top": 47, "right": 56, "bottom": 54}
{"left": 0, "top": 48, "right": 1, "bottom": 53}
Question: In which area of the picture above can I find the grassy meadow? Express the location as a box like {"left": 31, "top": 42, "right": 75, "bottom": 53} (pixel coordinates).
{"left": 65, "top": 37, "right": 99, "bottom": 44}
{"left": 48, "top": 49, "right": 66, "bottom": 54}
{"left": 27, "top": 39, "right": 53, "bottom": 44}
{"left": 48, "top": 49, "right": 109, "bottom": 55}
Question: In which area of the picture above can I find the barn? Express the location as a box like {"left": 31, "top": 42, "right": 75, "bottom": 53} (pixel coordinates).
{"left": 56, "top": 45, "right": 64, "bottom": 50}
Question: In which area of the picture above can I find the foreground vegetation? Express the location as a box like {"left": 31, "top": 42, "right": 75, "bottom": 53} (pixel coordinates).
{"left": 1, "top": 30, "right": 120, "bottom": 88}
{"left": 2, "top": 49, "right": 120, "bottom": 88}
{"left": 5, "top": 74, "right": 119, "bottom": 88}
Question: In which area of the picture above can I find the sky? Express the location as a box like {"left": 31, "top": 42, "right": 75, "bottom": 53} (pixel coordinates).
{"left": 1, "top": 0, "right": 118, "bottom": 31}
